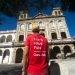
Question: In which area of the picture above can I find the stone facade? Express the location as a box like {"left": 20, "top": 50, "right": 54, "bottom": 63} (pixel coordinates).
{"left": 0, "top": 30, "right": 16, "bottom": 64}
{"left": 0, "top": 8, "right": 75, "bottom": 64}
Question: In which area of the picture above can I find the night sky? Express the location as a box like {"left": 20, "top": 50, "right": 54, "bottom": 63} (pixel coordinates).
{"left": 0, "top": 9, "right": 75, "bottom": 37}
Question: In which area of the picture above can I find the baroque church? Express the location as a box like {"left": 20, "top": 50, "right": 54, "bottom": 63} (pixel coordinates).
{"left": 0, "top": 8, "right": 75, "bottom": 64}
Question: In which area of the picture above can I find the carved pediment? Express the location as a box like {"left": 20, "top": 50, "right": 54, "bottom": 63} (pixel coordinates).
{"left": 33, "top": 13, "right": 48, "bottom": 19}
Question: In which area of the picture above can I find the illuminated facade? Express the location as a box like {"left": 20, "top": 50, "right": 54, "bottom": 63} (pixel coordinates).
{"left": 0, "top": 8, "right": 75, "bottom": 64}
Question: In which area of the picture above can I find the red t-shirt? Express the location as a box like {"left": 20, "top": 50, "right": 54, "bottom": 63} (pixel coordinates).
{"left": 24, "top": 33, "right": 48, "bottom": 74}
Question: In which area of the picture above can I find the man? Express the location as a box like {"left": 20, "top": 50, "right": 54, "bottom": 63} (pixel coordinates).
{"left": 22, "top": 25, "right": 49, "bottom": 75}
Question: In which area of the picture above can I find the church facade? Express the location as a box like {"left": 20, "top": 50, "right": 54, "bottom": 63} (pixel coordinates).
{"left": 0, "top": 8, "right": 75, "bottom": 64}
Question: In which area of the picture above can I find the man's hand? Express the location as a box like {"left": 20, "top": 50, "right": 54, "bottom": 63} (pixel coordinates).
{"left": 22, "top": 71, "right": 25, "bottom": 75}
{"left": 22, "top": 71, "right": 27, "bottom": 75}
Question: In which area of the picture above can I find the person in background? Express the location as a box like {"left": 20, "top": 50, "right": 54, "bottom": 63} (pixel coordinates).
{"left": 22, "top": 25, "right": 49, "bottom": 75}
{"left": 39, "top": 32, "right": 45, "bottom": 37}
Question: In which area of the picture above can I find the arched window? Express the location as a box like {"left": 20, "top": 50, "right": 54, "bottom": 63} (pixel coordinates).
{"left": 61, "top": 32, "right": 67, "bottom": 39}
{"left": 58, "top": 11, "right": 61, "bottom": 15}
{"left": 6, "top": 35, "right": 12, "bottom": 42}
{"left": 55, "top": 11, "right": 57, "bottom": 15}
{"left": 28, "top": 23, "right": 32, "bottom": 30}
{"left": 3, "top": 49, "right": 10, "bottom": 63}
{"left": 51, "top": 33, "right": 57, "bottom": 39}
{"left": 39, "top": 21, "right": 43, "bottom": 27}
{"left": 3, "top": 49, "right": 10, "bottom": 60}
{"left": 63, "top": 46, "right": 71, "bottom": 58}
{"left": 0, "top": 36, "right": 6, "bottom": 43}
{"left": 15, "top": 48, "right": 23, "bottom": 63}
{"left": 0, "top": 50, "right": 2, "bottom": 56}
{"left": 39, "top": 21, "right": 44, "bottom": 30}
{"left": 20, "top": 15, "right": 23, "bottom": 19}
{"left": 50, "top": 21, "right": 53, "bottom": 23}
{"left": 21, "top": 24, "right": 25, "bottom": 30}
{"left": 19, "top": 35, "right": 24, "bottom": 42}
{"left": 50, "top": 46, "right": 61, "bottom": 59}
{"left": 58, "top": 20, "right": 61, "bottom": 22}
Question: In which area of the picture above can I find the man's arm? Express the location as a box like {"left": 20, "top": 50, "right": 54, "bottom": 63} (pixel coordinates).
{"left": 22, "top": 46, "right": 29, "bottom": 75}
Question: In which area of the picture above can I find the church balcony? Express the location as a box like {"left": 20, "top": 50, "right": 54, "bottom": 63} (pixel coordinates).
{"left": 0, "top": 38, "right": 75, "bottom": 48}
{"left": 13, "top": 42, "right": 24, "bottom": 47}
{"left": 0, "top": 42, "right": 12, "bottom": 48}
{"left": 13, "top": 38, "right": 75, "bottom": 47}
{"left": 49, "top": 38, "right": 75, "bottom": 45}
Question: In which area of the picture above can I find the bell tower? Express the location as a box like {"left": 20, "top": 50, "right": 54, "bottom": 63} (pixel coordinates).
{"left": 51, "top": 8, "right": 63, "bottom": 16}
{"left": 50, "top": 8, "right": 71, "bottom": 40}
{"left": 18, "top": 11, "right": 28, "bottom": 20}
{"left": 16, "top": 11, "right": 28, "bottom": 42}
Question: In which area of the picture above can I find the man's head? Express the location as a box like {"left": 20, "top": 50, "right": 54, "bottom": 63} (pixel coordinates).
{"left": 32, "top": 24, "right": 40, "bottom": 33}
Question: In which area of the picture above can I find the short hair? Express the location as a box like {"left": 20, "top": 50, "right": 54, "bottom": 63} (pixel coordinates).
{"left": 32, "top": 25, "right": 40, "bottom": 33}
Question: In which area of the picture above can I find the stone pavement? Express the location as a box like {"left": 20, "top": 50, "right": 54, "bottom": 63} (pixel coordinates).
{"left": 0, "top": 59, "right": 75, "bottom": 75}
{"left": 49, "top": 59, "right": 75, "bottom": 75}
{"left": 0, "top": 63, "right": 22, "bottom": 75}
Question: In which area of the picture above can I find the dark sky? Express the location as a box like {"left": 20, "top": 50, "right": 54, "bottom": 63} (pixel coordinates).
{"left": 0, "top": 9, "right": 75, "bottom": 37}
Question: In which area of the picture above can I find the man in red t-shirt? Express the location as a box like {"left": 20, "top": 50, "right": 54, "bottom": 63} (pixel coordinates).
{"left": 22, "top": 25, "right": 48, "bottom": 75}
